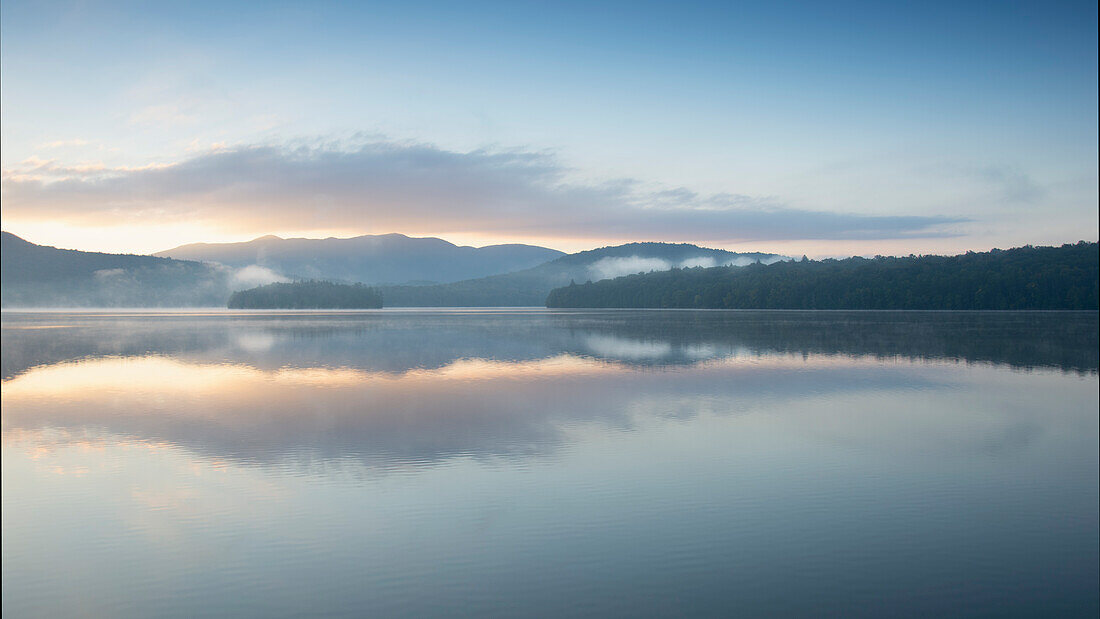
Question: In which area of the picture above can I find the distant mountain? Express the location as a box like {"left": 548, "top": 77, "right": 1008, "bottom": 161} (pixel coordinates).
{"left": 379, "top": 242, "right": 786, "bottom": 306}
{"left": 545, "top": 242, "right": 1100, "bottom": 310}
{"left": 156, "top": 234, "right": 565, "bottom": 285}
{"left": 1, "top": 231, "right": 235, "bottom": 307}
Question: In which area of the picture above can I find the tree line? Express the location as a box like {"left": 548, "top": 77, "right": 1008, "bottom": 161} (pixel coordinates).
{"left": 545, "top": 242, "right": 1099, "bottom": 310}
{"left": 228, "top": 281, "right": 383, "bottom": 309}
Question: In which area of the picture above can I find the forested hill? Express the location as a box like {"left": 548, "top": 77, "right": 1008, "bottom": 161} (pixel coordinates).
{"left": 379, "top": 242, "right": 783, "bottom": 306}
{"left": 545, "top": 242, "right": 1099, "bottom": 310}
{"left": 228, "top": 281, "right": 383, "bottom": 309}
{"left": 2, "top": 231, "right": 231, "bottom": 307}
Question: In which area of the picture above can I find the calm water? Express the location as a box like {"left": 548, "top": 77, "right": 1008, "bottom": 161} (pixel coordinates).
{"left": 2, "top": 309, "right": 1098, "bottom": 618}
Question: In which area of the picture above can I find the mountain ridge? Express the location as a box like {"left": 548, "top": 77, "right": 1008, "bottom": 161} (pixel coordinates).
{"left": 3, "top": 231, "right": 785, "bottom": 308}
{"left": 1, "top": 231, "right": 233, "bottom": 307}
{"left": 379, "top": 242, "right": 786, "bottom": 306}
{"left": 156, "top": 233, "right": 565, "bottom": 285}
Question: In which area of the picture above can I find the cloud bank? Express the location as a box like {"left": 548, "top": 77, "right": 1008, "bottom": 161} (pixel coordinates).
{"left": 1, "top": 140, "right": 965, "bottom": 243}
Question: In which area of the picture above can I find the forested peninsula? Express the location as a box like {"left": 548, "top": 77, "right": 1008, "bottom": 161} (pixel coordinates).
{"left": 228, "top": 281, "right": 383, "bottom": 309}
{"left": 545, "top": 242, "right": 1099, "bottom": 310}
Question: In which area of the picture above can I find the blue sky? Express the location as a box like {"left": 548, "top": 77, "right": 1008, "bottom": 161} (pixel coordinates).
{"left": 1, "top": 0, "right": 1096, "bottom": 255}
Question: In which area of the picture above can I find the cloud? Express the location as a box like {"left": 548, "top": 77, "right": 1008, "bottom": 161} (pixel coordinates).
{"left": 93, "top": 268, "right": 127, "bottom": 279}
{"left": 584, "top": 335, "right": 673, "bottom": 360}
{"left": 588, "top": 254, "right": 787, "bottom": 280}
{"left": 589, "top": 256, "right": 674, "bottom": 279}
{"left": 678, "top": 256, "right": 719, "bottom": 269}
{"left": 129, "top": 104, "right": 198, "bottom": 126}
{"left": 0, "top": 139, "right": 966, "bottom": 242}
{"left": 37, "top": 139, "right": 90, "bottom": 150}
{"left": 971, "top": 165, "right": 1046, "bottom": 204}
{"left": 229, "top": 265, "right": 289, "bottom": 290}
{"left": 919, "top": 162, "right": 1048, "bottom": 205}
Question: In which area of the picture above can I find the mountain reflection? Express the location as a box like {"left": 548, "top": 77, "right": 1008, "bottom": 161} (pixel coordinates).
{"left": 2, "top": 309, "right": 1096, "bottom": 471}
{"left": 3, "top": 309, "right": 1097, "bottom": 379}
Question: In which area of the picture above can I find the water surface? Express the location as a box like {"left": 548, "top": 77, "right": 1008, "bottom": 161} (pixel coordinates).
{"left": 3, "top": 309, "right": 1098, "bottom": 617}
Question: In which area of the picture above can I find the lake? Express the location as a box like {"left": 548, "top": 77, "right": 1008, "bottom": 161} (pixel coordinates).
{"left": 2, "top": 309, "right": 1097, "bottom": 617}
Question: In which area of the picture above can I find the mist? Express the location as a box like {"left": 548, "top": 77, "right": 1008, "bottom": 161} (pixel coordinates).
{"left": 228, "top": 264, "right": 290, "bottom": 290}
{"left": 588, "top": 254, "right": 789, "bottom": 280}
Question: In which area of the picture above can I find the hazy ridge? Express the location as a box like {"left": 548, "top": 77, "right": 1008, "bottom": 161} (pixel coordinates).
{"left": 3, "top": 232, "right": 782, "bottom": 308}
{"left": 156, "top": 233, "right": 565, "bottom": 285}
{"left": 1, "top": 232, "right": 236, "bottom": 307}
{"left": 379, "top": 243, "right": 785, "bottom": 306}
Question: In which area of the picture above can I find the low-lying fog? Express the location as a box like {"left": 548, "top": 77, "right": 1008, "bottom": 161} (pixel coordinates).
{"left": 587, "top": 255, "right": 788, "bottom": 281}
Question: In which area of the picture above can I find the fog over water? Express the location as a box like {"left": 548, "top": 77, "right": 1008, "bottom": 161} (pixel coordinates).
{"left": 2, "top": 309, "right": 1097, "bottom": 617}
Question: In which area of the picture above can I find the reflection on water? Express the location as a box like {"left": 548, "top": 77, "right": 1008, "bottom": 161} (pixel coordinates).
{"left": 2, "top": 310, "right": 1098, "bottom": 617}
{"left": 3, "top": 309, "right": 1097, "bottom": 380}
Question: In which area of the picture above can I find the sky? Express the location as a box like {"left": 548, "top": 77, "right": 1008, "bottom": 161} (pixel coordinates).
{"left": 1, "top": 0, "right": 1096, "bottom": 257}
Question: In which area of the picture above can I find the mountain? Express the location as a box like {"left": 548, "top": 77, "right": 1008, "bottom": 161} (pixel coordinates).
{"left": 545, "top": 242, "right": 1100, "bottom": 310}
{"left": 156, "top": 234, "right": 565, "bottom": 285}
{"left": 1, "top": 233, "right": 782, "bottom": 308}
{"left": 1, "top": 232, "right": 238, "bottom": 307}
{"left": 379, "top": 242, "right": 786, "bottom": 306}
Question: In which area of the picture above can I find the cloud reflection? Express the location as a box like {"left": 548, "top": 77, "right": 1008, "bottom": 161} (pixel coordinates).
{"left": 3, "top": 309, "right": 1095, "bottom": 472}
{"left": 2, "top": 353, "right": 940, "bottom": 469}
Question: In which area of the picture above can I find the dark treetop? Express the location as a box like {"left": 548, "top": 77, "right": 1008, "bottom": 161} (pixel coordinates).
{"left": 546, "top": 242, "right": 1099, "bottom": 310}
{"left": 227, "top": 280, "right": 383, "bottom": 309}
